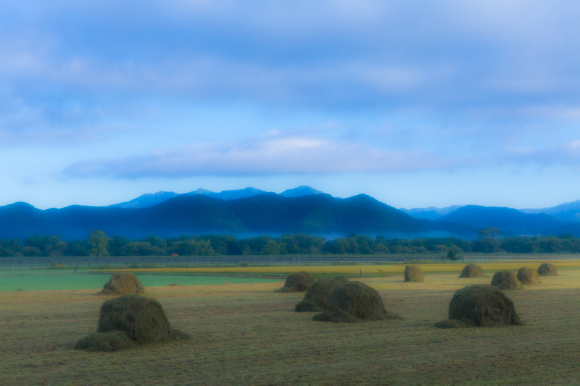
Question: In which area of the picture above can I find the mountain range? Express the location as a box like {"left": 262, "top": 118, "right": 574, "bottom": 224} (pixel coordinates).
{"left": 110, "top": 186, "right": 323, "bottom": 209}
{"left": 1, "top": 185, "right": 580, "bottom": 240}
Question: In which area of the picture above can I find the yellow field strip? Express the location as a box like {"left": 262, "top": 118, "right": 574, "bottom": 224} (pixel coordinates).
{"left": 97, "top": 260, "right": 580, "bottom": 275}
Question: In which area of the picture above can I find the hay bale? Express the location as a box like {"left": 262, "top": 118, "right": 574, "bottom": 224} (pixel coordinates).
{"left": 435, "top": 284, "right": 521, "bottom": 328}
{"left": 334, "top": 276, "right": 350, "bottom": 284}
{"left": 274, "top": 271, "right": 315, "bottom": 293}
{"left": 76, "top": 295, "right": 187, "bottom": 352}
{"left": 404, "top": 266, "right": 424, "bottom": 282}
{"left": 491, "top": 270, "right": 523, "bottom": 290}
{"left": 517, "top": 267, "right": 542, "bottom": 285}
{"left": 313, "top": 281, "right": 399, "bottom": 323}
{"left": 459, "top": 264, "right": 486, "bottom": 278}
{"left": 98, "top": 273, "right": 145, "bottom": 295}
{"left": 74, "top": 331, "right": 136, "bottom": 352}
{"left": 295, "top": 278, "right": 345, "bottom": 312}
{"left": 538, "top": 263, "right": 558, "bottom": 276}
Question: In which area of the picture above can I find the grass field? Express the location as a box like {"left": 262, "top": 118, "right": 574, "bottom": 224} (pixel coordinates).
{"left": 2, "top": 264, "right": 580, "bottom": 385}
{"left": 0, "top": 270, "right": 279, "bottom": 292}
{"left": 98, "top": 260, "right": 580, "bottom": 275}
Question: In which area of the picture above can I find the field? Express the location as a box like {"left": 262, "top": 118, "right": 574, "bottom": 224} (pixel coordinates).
{"left": 0, "top": 270, "right": 279, "bottom": 292}
{"left": 2, "top": 263, "right": 580, "bottom": 385}
{"left": 98, "top": 259, "right": 580, "bottom": 275}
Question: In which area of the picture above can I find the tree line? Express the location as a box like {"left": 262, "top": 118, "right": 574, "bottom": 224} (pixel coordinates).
{"left": 1, "top": 230, "right": 580, "bottom": 257}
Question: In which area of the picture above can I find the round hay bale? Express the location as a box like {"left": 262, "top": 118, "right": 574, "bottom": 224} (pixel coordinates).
{"left": 312, "top": 281, "right": 399, "bottom": 323}
{"left": 538, "top": 263, "right": 558, "bottom": 276}
{"left": 98, "top": 295, "right": 186, "bottom": 344}
{"left": 517, "top": 266, "right": 542, "bottom": 285}
{"left": 98, "top": 273, "right": 145, "bottom": 295}
{"left": 274, "top": 271, "right": 315, "bottom": 293}
{"left": 459, "top": 264, "right": 486, "bottom": 278}
{"left": 404, "top": 266, "right": 424, "bottom": 282}
{"left": 74, "top": 331, "right": 136, "bottom": 352}
{"left": 491, "top": 270, "right": 523, "bottom": 290}
{"left": 295, "top": 278, "right": 345, "bottom": 312}
{"left": 435, "top": 284, "right": 521, "bottom": 328}
{"left": 334, "top": 276, "right": 350, "bottom": 284}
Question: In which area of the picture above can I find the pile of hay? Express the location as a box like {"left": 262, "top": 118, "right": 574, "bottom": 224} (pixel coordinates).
{"left": 435, "top": 284, "right": 521, "bottom": 328}
{"left": 75, "top": 295, "right": 187, "bottom": 352}
{"left": 538, "top": 263, "right": 558, "bottom": 276}
{"left": 334, "top": 276, "right": 350, "bottom": 284}
{"left": 517, "top": 267, "right": 542, "bottom": 285}
{"left": 459, "top": 264, "right": 486, "bottom": 278}
{"left": 98, "top": 273, "right": 145, "bottom": 295}
{"left": 274, "top": 271, "right": 315, "bottom": 293}
{"left": 404, "top": 266, "right": 424, "bottom": 282}
{"left": 491, "top": 270, "right": 523, "bottom": 290}
{"left": 313, "top": 281, "right": 399, "bottom": 323}
{"left": 295, "top": 278, "right": 345, "bottom": 312}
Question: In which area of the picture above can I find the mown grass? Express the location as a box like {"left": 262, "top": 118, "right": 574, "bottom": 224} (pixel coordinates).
{"left": 97, "top": 260, "right": 580, "bottom": 275}
{"left": 0, "top": 270, "right": 279, "bottom": 292}
{"left": 2, "top": 268, "right": 580, "bottom": 385}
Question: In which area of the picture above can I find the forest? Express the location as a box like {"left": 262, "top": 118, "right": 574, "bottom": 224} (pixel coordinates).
{"left": 0, "top": 230, "right": 579, "bottom": 257}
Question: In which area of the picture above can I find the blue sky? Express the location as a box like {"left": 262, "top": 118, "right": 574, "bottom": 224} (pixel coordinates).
{"left": 2, "top": 0, "right": 580, "bottom": 209}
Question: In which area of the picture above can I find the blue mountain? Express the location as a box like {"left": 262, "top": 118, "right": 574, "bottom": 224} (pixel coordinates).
{"left": 111, "top": 186, "right": 322, "bottom": 209}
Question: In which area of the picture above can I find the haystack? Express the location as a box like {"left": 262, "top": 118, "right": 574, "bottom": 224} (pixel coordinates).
{"left": 274, "top": 271, "right": 315, "bottom": 293}
{"left": 435, "top": 284, "right": 521, "bottom": 328}
{"left": 538, "top": 263, "right": 558, "bottom": 276}
{"left": 98, "top": 273, "right": 145, "bottom": 295}
{"left": 75, "top": 295, "right": 187, "bottom": 352}
{"left": 491, "top": 270, "right": 523, "bottom": 290}
{"left": 334, "top": 276, "right": 350, "bottom": 284}
{"left": 295, "top": 278, "right": 345, "bottom": 312}
{"left": 313, "top": 281, "right": 399, "bottom": 323}
{"left": 459, "top": 264, "right": 485, "bottom": 278}
{"left": 75, "top": 331, "right": 136, "bottom": 352}
{"left": 517, "top": 267, "right": 542, "bottom": 285}
{"left": 404, "top": 266, "right": 424, "bottom": 282}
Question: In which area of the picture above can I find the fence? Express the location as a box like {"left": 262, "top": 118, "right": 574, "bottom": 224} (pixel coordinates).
{"left": 1, "top": 253, "right": 580, "bottom": 270}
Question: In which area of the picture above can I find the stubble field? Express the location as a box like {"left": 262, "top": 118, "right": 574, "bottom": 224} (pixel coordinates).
{"left": 2, "top": 265, "right": 580, "bottom": 385}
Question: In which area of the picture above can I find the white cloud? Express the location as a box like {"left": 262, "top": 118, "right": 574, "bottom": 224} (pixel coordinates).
{"left": 63, "top": 134, "right": 459, "bottom": 179}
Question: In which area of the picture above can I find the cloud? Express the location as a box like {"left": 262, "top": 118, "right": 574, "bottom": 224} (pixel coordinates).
{"left": 505, "top": 140, "right": 580, "bottom": 167}
{"left": 62, "top": 134, "right": 460, "bottom": 179}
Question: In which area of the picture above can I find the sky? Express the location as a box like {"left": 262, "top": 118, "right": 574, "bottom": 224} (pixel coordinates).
{"left": 2, "top": 0, "right": 580, "bottom": 210}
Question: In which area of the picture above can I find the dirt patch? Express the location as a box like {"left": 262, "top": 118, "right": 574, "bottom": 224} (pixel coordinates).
{"left": 538, "top": 263, "right": 558, "bottom": 276}
{"left": 274, "top": 271, "right": 315, "bottom": 293}
{"left": 295, "top": 278, "right": 345, "bottom": 312}
{"left": 491, "top": 270, "right": 523, "bottom": 290}
{"left": 435, "top": 284, "right": 521, "bottom": 328}
{"left": 517, "top": 267, "right": 542, "bottom": 285}
{"left": 404, "top": 266, "right": 424, "bottom": 282}
{"left": 98, "top": 273, "right": 145, "bottom": 296}
{"left": 459, "top": 264, "right": 485, "bottom": 278}
{"left": 313, "top": 281, "right": 400, "bottom": 323}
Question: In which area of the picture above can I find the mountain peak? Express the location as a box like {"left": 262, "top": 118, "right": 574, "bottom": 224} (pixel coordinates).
{"left": 280, "top": 186, "right": 323, "bottom": 198}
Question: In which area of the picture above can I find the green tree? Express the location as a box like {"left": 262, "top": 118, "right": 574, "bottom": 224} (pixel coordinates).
{"left": 447, "top": 250, "right": 458, "bottom": 261}
{"left": 88, "top": 230, "right": 110, "bottom": 256}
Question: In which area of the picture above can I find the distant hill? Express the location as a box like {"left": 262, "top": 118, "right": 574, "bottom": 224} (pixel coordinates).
{"left": 401, "top": 205, "right": 463, "bottom": 220}
{"left": 438, "top": 205, "right": 564, "bottom": 235}
{"left": 521, "top": 200, "right": 580, "bottom": 222}
{"left": 0, "top": 193, "right": 431, "bottom": 240}
{"left": 111, "top": 186, "right": 322, "bottom": 209}
{"left": 280, "top": 185, "right": 323, "bottom": 198}
{"left": 110, "top": 191, "right": 179, "bottom": 209}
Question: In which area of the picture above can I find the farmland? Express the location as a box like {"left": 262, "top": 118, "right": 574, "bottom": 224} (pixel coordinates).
{"left": 1, "top": 263, "right": 580, "bottom": 385}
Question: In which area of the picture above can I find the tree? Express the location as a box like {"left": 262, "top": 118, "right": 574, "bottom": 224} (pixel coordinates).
{"left": 447, "top": 250, "right": 458, "bottom": 261}
{"left": 478, "top": 227, "right": 500, "bottom": 239}
{"left": 88, "top": 230, "right": 110, "bottom": 256}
